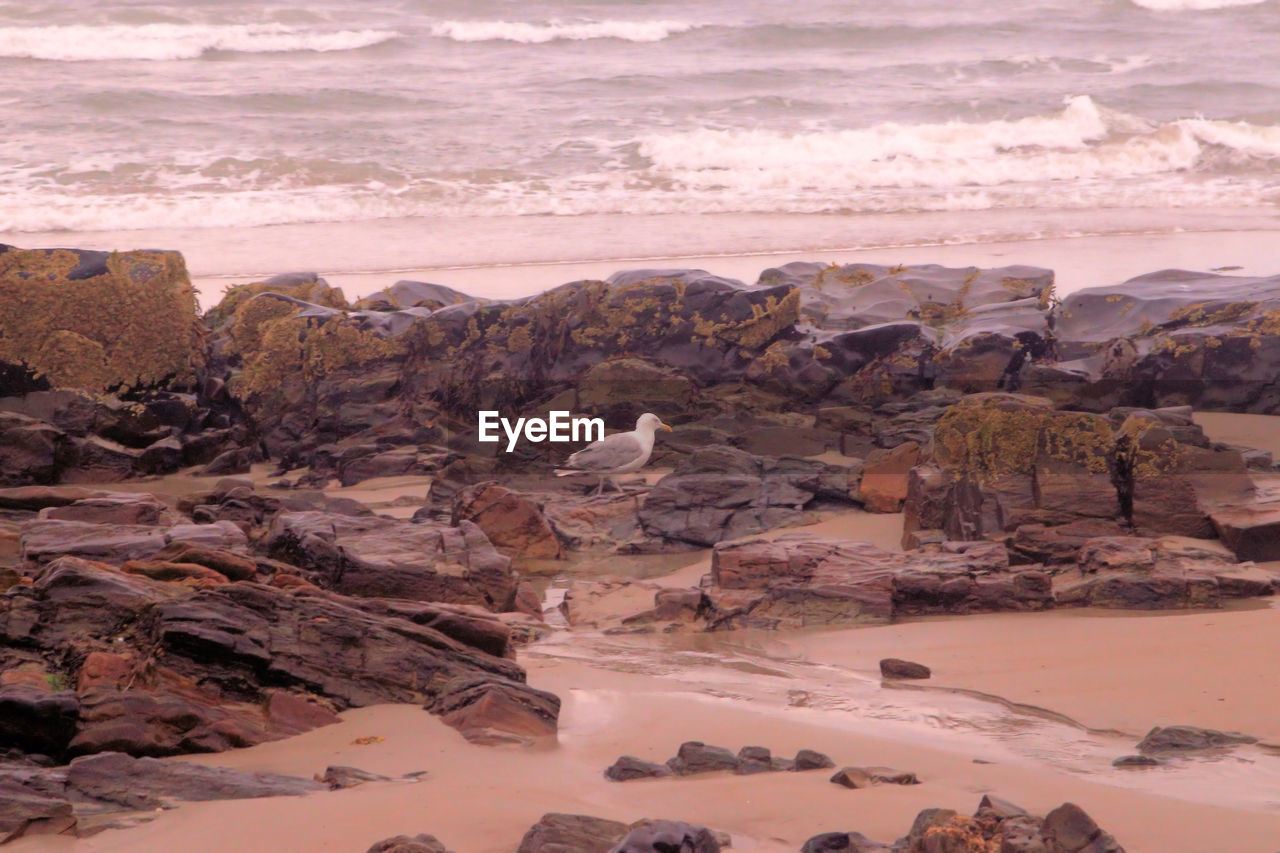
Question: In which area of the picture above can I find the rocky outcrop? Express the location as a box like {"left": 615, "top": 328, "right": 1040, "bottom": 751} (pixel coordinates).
{"left": 367, "top": 834, "right": 453, "bottom": 853}
{"left": 804, "top": 796, "right": 1125, "bottom": 853}
{"left": 265, "top": 511, "right": 521, "bottom": 611}
{"left": 451, "top": 482, "right": 562, "bottom": 561}
{"left": 0, "top": 751, "right": 326, "bottom": 844}
{"left": 1136, "top": 725, "right": 1258, "bottom": 755}
{"left": 905, "top": 394, "right": 1253, "bottom": 547}
{"left": 639, "top": 446, "right": 854, "bottom": 547}
{"left": 0, "top": 552, "right": 545, "bottom": 760}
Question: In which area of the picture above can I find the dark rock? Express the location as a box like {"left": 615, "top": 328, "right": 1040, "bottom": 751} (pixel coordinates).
{"left": 517, "top": 813, "right": 629, "bottom": 853}
{"left": 65, "top": 751, "right": 323, "bottom": 809}
{"left": 665, "top": 741, "right": 739, "bottom": 776}
{"left": 200, "top": 447, "right": 254, "bottom": 476}
{"left": 1112, "top": 755, "right": 1162, "bottom": 768}
{"left": 1136, "top": 725, "right": 1258, "bottom": 755}
{"left": 829, "top": 766, "right": 918, "bottom": 788}
{"left": 879, "top": 658, "right": 931, "bottom": 679}
{"left": 604, "top": 756, "right": 674, "bottom": 782}
{"left": 799, "top": 832, "right": 892, "bottom": 853}
{"left": 0, "top": 685, "right": 80, "bottom": 758}
{"left": 639, "top": 446, "right": 853, "bottom": 547}
{"left": 0, "top": 773, "right": 76, "bottom": 844}
{"left": 793, "top": 748, "right": 836, "bottom": 771}
{"left": 428, "top": 675, "right": 560, "bottom": 745}
{"left": 1211, "top": 501, "right": 1280, "bottom": 562}
{"left": 366, "top": 834, "right": 451, "bottom": 853}
{"left": 734, "top": 745, "right": 774, "bottom": 775}
{"left": 318, "top": 765, "right": 391, "bottom": 789}
{"left": 608, "top": 819, "right": 721, "bottom": 853}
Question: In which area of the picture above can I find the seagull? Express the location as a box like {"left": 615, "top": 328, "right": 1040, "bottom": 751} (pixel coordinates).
{"left": 554, "top": 412, "right": 672, "bottom": 495}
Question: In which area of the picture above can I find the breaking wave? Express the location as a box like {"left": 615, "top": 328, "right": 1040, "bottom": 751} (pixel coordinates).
{"left": 0, "top": 23, "right": 398, "bottom": 61}
{"left": 428, "top": 19, "right": 699, "bottom": 44}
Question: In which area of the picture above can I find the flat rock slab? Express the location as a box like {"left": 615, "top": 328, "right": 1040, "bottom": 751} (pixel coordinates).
{"left": 19, "top": 519, "right": 247, "bottom": 564}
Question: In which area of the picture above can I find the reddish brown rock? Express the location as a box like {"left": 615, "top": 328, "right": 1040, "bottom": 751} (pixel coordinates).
{"left": 858, "top": 441, "right": 920, "bottom": 513}
{"left": 452, "top": 482, "right": 561, "bottom": 561}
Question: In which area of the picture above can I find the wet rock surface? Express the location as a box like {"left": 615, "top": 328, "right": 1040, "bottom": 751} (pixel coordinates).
{"left": 803, "top": 797, "right": 1125, "bottom": 853}
{"left": 606, "top": 742, "right": 834, "bottom": 781}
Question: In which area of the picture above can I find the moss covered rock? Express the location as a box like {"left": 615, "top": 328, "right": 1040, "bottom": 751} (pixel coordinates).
{"left": 0, "top": 245, "right": 204, "bottom": 393}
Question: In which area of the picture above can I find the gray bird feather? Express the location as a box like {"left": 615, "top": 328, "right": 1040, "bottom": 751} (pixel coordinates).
{"left": 562, "top": 432, "right": 647, "bottom": 473}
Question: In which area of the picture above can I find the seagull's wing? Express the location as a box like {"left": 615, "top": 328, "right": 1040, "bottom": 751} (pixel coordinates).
{"left": 563, "top": 432, "right": 646, "bottom": 473}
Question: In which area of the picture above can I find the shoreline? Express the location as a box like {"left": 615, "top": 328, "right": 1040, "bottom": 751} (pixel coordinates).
{"left": 7, "top": 209, "right": 1280, "bottom": 309}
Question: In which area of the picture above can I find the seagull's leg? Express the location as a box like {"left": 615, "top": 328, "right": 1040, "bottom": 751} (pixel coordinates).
{"left": 590, "top": 476, "right": 604, "bottom": 497}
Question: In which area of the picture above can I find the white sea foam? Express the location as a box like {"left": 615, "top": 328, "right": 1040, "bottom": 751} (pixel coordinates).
{"left": 0, "top": 23, "right": 397, "bottom": 61}
{"left": 1129, "top": 0, "right": 1266, "bottom": 10}
{"left": 5, "top": 96, "right": 1279, "bottom": 233}
{"left": 635, "top": 96, "right": 1280, "bottom": 193}
{"left": 428, "top": 19, "right": 698, "bottom": 44}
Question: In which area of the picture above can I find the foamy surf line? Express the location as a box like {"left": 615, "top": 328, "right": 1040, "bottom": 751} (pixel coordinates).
{"left": 428, "top": 19, "right": 700, "bottom": 44}
{"left": 0, "top": 23, "right": 398, "bottom": 61}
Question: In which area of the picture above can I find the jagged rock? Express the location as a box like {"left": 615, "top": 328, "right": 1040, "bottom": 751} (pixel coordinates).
{"left": 65, "top": 751, "right": 323, "bottom": 808}
{"left": 879, "top": 658, "right": 931, "bottom": 679}
{"left": 318, "top": 766, "right": 391, "bottom": 790}
{"left": 1041, "top": 802, "right": 1123, "bottom": 853}
{"left": 604, "top": 756, "right": 674, "bottom": 782}
{"left": 829, "top": 766, "right": 919, "bottom": 788}
{"left": 1136, "top": 725, "right": 1258, "bottom": 755}
{"left": 366, "top": 834, "right": 452, "bottom": 853}
{"left": 19, "top": 518, "right": 247, "bottom": 565}
{"left": 665, "top": 741, "right": 739, "bottom": 775}
{"left": 639, "top": 446, "right": 853, "bottom": 547}
{"left": 265, "top": 511, "right": 519, "bottom": 611}
{"left": 608, "top": 820, "right": 721, "bottom": 853}
{"left": 0, "top": 773, "right": 76, "bottom": 844}
{"left": 517, "top": 813, "right": 629, "bottom": 853}
{"left": 0, "top": 556, "right": 540, "bottom": 761}
{"left": 793, "top": 749, "right": 836, "bottom": 771}
{"left": 451, "top": 482, "right": 561, "bottom": 560}
{"left": 428, "top": 674, "right": 560, "bottom": 745}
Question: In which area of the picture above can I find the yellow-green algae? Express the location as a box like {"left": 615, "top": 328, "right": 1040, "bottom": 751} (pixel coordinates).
{"left": 934, "top": 393, "right": 1112, "bottom": 483}
{"left": 0, "top": 248, "right": 204, "bottom": 392}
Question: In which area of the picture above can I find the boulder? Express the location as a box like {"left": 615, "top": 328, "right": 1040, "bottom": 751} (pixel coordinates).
{"left": 517, "top": 813, "right": 629, "bottom": 853}
{"left": 793, "top": 749, "right": 836, "bottom": 771}
{"left": 452, "top": 482, "right": 561, "bottom": 560}
{"left": 604, "top": 756, "right": 673, "bottom": 782}
{"left": 318, "top": 766, "right": 391, "bottom": 790}
{"left": 665, "top": 741, "right": 739, "bottom": 776}
{"left": 879, "top": 658, "right": 931, "bottom": 680}
{"left": 428, "top": 675, "right": 560, "bottom": 745}
{"left": 367, "top": 835, "right": 451, "bottom": 853}
{"left": 1136, "top": 725, "right": 1258, "bottom": 755}
{"left": 608, "top": 820, "right": 721, "bottom": 853}
{"left": 64, "top": 751, "right": 324, "bottom": 808}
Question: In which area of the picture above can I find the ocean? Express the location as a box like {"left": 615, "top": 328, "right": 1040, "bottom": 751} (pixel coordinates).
{"left": 2, "top": 0, "right": 1279, "bottom": 281}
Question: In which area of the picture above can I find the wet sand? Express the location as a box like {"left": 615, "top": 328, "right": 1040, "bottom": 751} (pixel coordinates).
{"left": 14, "top": 654, "right": 1280, "bottom": 853}
{"left": 17, "top": 417, "right": 1279, "bottom": 853}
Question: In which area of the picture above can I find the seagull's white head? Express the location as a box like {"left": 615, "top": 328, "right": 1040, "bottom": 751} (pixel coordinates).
{"left": 635, "top": 412, "right": 672, "bottom": 434}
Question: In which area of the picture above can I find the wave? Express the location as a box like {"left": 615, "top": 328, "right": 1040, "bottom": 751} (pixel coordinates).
{"left": 6, "top": 97, "right": 1280, "bottom": 232}
{"left": 635, "top": 95, "right": 1280, "bottom": 192}
{"left": 428, "top": 19, "right": 698, "bottom": 44}
{"left": 0, "top": 23, "right": 398, "bottom": 61}
{"left": 1128, "top": 0, "right": 1267, "bottom": 10}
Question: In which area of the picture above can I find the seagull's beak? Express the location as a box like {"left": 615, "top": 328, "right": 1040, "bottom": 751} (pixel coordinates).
{"left": 660, "top": 423, "right": 672, "bottom": 432}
